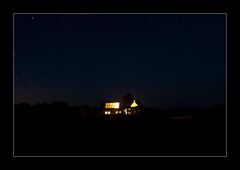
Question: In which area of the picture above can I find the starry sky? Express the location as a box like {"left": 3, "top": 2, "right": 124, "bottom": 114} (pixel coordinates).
{"left": 14, "top": 14, "right": 226, "bottom": 109}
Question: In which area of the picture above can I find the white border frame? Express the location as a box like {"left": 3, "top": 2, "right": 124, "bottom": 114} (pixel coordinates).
{"left": 13, "top": 13, "right": 228, "bottom": 157}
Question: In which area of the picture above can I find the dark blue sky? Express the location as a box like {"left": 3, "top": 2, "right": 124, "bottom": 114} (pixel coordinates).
{"left": 14, "top": 14, "right": 226, "bottom": 109}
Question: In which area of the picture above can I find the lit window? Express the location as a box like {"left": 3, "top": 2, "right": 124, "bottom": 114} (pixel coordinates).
{"left": 105, "top": 102, "right": 120, "bottom": 109}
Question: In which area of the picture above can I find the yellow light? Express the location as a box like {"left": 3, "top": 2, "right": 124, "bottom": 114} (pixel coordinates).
{"left": 105, "top": 111, "right": 108, "bottom": 115}
{"left": 130, "top": 100, "right": 138, "bottom": 107}
{"left": 116, "top": 111, "right": 118, "bottom": 114}
{"left": 105, "top": 102, "right": 120, "bottom": 109}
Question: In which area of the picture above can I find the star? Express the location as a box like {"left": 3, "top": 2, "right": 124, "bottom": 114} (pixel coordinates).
{"left": 139, "top": 37, "right": 144, "bottom": 41}
{"left": 50, "top": 49, "right": 56, "bottom": 56}
{"left": 40, "top": 35, "right": 46, "bottom": 40}
{"left": 106, "top": 52, "right": 111, "bottom": 56}
{"left": 202, "top": 40, "right": 215, "bottom": 48}
{"left": 203, "top": 73, "right": 209, "bottom": 77}
{"left": 196, "top": 26, "right": 201, "bottom": 31}
{"left": 31, "top": 17, "right": 40, "bottom": 24}
{"left": 131, "top": 65, "right": 136, "bottom": 70}
{"left": 65, "top": 48, "right": 69, "bottom": 53}
{"left": 139, "top": 32, "right": 145, "bottom": 40}
{"left": 69, "top": 27, "right": 73, "bottom": 32}
{"left": 150, "top": 18, "right": 154, "bottom": 24}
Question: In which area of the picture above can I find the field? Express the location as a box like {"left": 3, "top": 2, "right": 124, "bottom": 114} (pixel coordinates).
{"left": 14, "top": 104, "right": 226, "bottom": 156}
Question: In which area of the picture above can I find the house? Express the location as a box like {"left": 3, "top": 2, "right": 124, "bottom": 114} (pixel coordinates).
{"left": 103, "top": 101, "right": 122, "bottom": 115}
{"left": 103, "top": 93, "right": 142, "bottom": 115}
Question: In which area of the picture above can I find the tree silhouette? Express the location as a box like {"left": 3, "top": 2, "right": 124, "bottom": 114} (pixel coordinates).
{"left": 121, "top": 92, "right": 135, "bottom": 107}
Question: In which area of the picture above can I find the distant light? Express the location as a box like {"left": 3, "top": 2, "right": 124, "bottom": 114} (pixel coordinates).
{"left": 105, "top": 111, "right": 111, "bottom": 115}
{"left": 119, "top": 111, "right": 122, "bottom": 113}
{"left": 130, "top": 100, "right": 138, "bottom": 107}
{"left": 116, "top": 111, "right": 118, "bottom": 114}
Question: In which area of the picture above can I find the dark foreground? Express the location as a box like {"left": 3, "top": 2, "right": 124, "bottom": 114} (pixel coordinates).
{"left": 14, "top": 104, "right": 226, "bottom": 156}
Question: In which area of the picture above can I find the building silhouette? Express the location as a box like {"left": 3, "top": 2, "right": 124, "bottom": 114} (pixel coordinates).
{"left": 102, "top": 93, "right": 143, "bottom": 115}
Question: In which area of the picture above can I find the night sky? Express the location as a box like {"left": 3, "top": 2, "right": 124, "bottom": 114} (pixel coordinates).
{"left": 14, "top": 14, "right": 226, "bottom": 109}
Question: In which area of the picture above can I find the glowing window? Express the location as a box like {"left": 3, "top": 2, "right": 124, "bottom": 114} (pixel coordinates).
{"left": 105, "top": 102, "right": 120, "bottom": 109}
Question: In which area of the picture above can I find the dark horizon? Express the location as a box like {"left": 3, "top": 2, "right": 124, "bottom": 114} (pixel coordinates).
{"left": 14, "top": 14, "right": 226, "bottom": 109}
{"left": 14, "top": 100, "right": 226, "bottom": 111}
